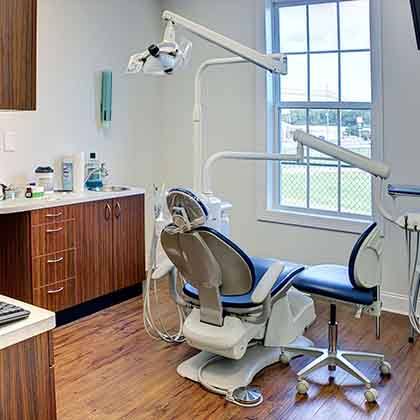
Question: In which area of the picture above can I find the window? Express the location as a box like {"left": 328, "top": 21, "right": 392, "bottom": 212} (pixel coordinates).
{"left": 268, "top": 0, "right": 375, "bottom": 225}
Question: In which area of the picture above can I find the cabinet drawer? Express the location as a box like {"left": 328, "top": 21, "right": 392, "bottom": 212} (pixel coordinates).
{"left": 32, "top": 221, "right": 76, "bottom": 257}
{"left": 32, "top": 249, "right": 76, "bottom": 288}
{"left": 31, "top": 206, "right": 76, "bottom": 226}
{"left": 33, "top": 278, "right": 77, "bottom": 312}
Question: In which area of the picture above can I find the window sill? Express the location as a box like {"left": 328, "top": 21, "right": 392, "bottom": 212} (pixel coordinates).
{"left": 257, "top": 208, "right": 371, "bottom": 234}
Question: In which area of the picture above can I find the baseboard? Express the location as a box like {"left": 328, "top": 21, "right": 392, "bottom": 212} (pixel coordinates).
{"left": 56, "top": 283, "right": 142, "bottom": 327}
{"left": 381, "top": 291, "right": 414, "bottom": 316}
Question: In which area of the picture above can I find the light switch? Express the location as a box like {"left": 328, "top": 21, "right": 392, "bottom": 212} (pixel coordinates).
{"left": 4, "top": 132, "right": 17, "bottom": 152}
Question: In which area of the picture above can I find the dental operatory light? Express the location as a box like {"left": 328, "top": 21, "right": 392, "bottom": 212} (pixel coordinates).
{"left": 127, "top": 20, "right": 192, "bottom": 75}
{"left": 127, "top": 11, "right": 287, "bottom": 76}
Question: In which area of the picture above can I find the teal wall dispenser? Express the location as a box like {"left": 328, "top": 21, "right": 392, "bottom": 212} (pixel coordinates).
{"left": 100, "top": 70, "right": 112, "bottom": 128}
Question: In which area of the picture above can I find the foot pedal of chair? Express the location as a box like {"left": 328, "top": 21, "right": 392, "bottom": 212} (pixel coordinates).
{"left": 230, "top": 386, "right": 263, "bottom": 407}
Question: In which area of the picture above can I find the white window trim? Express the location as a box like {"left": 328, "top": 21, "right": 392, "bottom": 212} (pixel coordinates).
{"left": 255, "top": 0, "right": 384, "bottom": 235}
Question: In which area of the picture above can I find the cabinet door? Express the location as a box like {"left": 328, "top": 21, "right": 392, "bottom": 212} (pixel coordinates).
{"left": 0, "top": 332, "right": 57, "bottom": 420}
{"left": 0, "top": 0, "right": 37, "bottom": 110}
{"left": 113, "top": 195, "right": 145, "bottom": 290}
{"left": 75, "top": 200, "right": 114, "bottom": 302}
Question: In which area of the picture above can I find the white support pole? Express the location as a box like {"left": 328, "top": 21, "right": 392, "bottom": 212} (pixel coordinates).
{"left": 203, "top": 150, "right": 304, "bottom": 194}
{"left": 193, "top": 54, "right": 286, "bottom": 192}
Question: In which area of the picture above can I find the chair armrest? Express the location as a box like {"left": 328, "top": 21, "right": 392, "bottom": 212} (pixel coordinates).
{"left": 251, "top": 261, "right": 284, "bottom": 304}
{"left": 152, "top": 259, "right": 175, "bottom": 280}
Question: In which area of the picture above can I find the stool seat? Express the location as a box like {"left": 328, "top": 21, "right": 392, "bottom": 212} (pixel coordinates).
{"left": 292, "top": 265, "right": 376, "bottom": 306}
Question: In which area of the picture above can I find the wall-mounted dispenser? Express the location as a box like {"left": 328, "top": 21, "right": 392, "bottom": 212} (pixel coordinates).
{"left": 100, "top": 70, "right": 112, "bottom": 128}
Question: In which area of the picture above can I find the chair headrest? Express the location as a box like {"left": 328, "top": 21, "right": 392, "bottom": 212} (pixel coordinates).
{"left": 166, "top": 188, "right": 208, "bottom": 233}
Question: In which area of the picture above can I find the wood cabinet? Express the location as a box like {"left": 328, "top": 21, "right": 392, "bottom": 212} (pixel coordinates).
{"left": 113, "top": 196, "right": 145, "bottom": 290}
{"left": 0, "top": 0, "right": 37, "bottom": 110}
{"left": 75, "top": 200, "right": 114, "bottom": 302}
{"left": 31, "top": 211, "right": 77, "bottom": 311}
{"left": 0, "top": 194, "right": 145, "bottom": 314}
{"left": 0, "top": 332, "right": 56, "bottom": 420}
{"left": 0, "top": 212, "right": 32, "bottom": 303}
{"left": 76, "top": 195, "right": 145, "bottom": 301}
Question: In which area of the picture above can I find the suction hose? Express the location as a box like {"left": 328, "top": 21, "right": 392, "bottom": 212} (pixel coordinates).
{"left": 142, "top": 186, "right": 186, "bottom": 344}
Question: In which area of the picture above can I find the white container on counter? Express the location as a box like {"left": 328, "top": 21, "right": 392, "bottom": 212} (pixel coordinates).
{"left": 34, "top": 166, "right": 55, "bottom": 193}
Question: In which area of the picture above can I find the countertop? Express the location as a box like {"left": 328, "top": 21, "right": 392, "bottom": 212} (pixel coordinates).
{"left": 0, "top": 186, "right": 145, "bottom": 215}
{"left": 0, "top": 295, "right": 55, "bottom": 350}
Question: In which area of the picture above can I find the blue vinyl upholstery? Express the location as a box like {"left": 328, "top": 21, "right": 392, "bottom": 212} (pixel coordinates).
{"left": 292, "top": 265, "right": 376, "bottom": 305}
{"left": 183, "top": 258, "right": 304, "bottom": 308}
{"left": 292, "top": 223, "right": 378, "bottom": 305}
{"left": 348, "top": 223, "right": 377, "bottom": 288}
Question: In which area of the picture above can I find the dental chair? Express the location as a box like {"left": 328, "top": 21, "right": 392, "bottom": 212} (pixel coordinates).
{"left": 282, "top": 222, "right": 391, "bottom": 403}
{"left": 161, "top": 188, "right": 316, "bottom": 406}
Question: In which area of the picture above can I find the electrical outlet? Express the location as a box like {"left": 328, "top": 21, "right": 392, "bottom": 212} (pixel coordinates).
{"left": 4, "top": 132, "right": 17, "bottom": 152}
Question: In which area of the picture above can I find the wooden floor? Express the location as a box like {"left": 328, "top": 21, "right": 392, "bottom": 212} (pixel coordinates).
{"left": 54, "top": 287, "right": 420, "bottom": 420}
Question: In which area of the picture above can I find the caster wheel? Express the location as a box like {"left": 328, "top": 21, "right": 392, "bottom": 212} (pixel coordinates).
{"left": 280, "top": 352, "right": 291, "bottom": 365}
{"left": 364, "top": 388, "right": 378, "bottom": 403}
{"left": 296, "top": 379, "right": 309, "bottom": 395}
{"left": 380, "top": 361, "right": 391, "bottom": 376}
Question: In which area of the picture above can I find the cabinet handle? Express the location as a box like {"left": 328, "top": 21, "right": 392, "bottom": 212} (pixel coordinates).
{"left": 46, "top": 212, "right": 63, "bottom": 218}
{"left": 115, "top": 202, "right": 121, "bottom": 219}
{"left": 47, "top": 287, "right": 64, "bottom": 294}
{"left": 47, "top": 257, "right": 64, "bottom": 264}
{"left": 105, "top": 203, "right": 112, "bottom": 221}
{"left": 46, "top": 227, "right": 63, "bottom": 234}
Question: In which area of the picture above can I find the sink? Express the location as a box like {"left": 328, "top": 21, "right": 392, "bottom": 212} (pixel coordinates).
{"left": 88, "top": 186, "right": 131, "bottom": 193}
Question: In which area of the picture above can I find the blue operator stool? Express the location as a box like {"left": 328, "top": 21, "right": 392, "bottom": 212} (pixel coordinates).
{"left": 281, "top": 223, "right": 392, "bottom": 403}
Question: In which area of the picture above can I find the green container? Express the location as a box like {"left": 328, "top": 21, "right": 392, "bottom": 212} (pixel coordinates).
{"left": 101, "top": 71, "right": 112, "bottom": 128}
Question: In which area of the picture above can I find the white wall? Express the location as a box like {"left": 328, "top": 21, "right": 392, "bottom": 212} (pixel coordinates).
{"left": 160, "top": 0, "right": 420, "bottom": 312}
{"left": 0, "top": 0, "right": 163, "bottom": 246}
{"left": 380, "top": 0, "right": 420, "bottom": 309}
{"left": 0, "top": 0, "right": 163, "bottom": 188}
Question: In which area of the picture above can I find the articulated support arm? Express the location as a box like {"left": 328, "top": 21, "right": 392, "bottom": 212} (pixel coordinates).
{"left": 162, "top": 10, "right": 287, "bottom": 75}
{"left": 203, "top": 149, "right": 304, "bottom": 194}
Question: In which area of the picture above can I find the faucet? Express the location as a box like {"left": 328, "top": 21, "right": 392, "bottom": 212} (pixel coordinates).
{"left": 100, "top": 163, "right": 110, "bottom": 180}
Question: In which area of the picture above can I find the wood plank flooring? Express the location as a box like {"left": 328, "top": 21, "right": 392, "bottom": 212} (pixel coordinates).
{"left": 54, "top": 287, "right": 420, "bottom": 420}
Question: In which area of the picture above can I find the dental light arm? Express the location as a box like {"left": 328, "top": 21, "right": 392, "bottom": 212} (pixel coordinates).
{"left": 293, "top": 130, "right": 400, "bottom": 227}
{"left": 203, "top": 149, "right": 304, "bottom": 194}
{"left": 162, "top": 11, "right": 287, "bottom": 75}
{"left": 293, "top": 130, "right": 391, "bottom": 180}
{"left": 202, "top": 130, "right": 396, "bottom": 226}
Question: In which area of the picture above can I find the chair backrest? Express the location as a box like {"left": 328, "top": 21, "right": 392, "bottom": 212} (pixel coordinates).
{"left": 348, "top": 222, "right": 383, "bottom": 290}
{"left": 161, "top": 226, "right": 255, "bottom": 296}
{"left": 161, "top": 188, "right": 256, "bottom": 325}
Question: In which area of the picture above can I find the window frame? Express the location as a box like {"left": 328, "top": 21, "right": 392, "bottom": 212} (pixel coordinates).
{"left": 255, "top": 0, "right": 384, "bottom": 234}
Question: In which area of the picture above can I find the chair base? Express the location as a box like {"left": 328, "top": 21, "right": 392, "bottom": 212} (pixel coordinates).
{"left": 282, "top": 303, "right": 391, "bottom": 403}
{"left": 177, "top": 336, "right": 314, "bottom": 406}
{"left": 282, "top": 345, "right": 386, "bottom": 387}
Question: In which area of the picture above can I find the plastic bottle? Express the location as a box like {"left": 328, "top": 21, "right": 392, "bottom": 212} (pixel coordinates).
{"left": 73, "top": 152, "right": 85, "bottom": 193}
{"left": 85, "top": 152, "right": 103, "bottom": 190}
